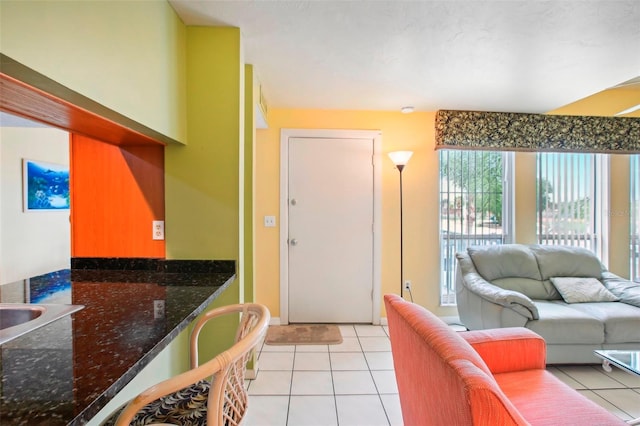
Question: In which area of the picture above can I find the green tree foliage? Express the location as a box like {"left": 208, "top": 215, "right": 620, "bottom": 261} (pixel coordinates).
{"left": 537, "top": 178, "right": 554, "bottom": 211}
{"left": 440, "top": 150, "right": 503, "bottom": 224}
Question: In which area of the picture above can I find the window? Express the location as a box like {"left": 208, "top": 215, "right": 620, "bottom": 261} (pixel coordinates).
{"left": 536, "top": 153, "right": 608, "bottom": 259}
{"left": 632, "top": 155, "right": 639, "bottom": 282}
{"left": 439, "top": 150, "right": 514, "bottom": 305}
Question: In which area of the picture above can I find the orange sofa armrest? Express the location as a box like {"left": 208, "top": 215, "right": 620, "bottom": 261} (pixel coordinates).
{"left": 461, "top": 327, "right": 546, "bottom": 373}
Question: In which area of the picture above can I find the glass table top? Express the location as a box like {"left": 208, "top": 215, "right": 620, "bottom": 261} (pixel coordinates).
{"left": 594, "top": 350, "right": 640, "bottom": 376}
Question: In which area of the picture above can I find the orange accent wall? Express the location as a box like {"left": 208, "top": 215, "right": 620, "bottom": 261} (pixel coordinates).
{"left": 70, "top": 134, "right": 165, "bottom": 257}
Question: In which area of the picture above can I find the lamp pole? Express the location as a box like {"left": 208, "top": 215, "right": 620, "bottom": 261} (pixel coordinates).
{"left": 388, "top": 151, "right": 413, "bottom": 298}
{"left": 398, "top": 164, "right": 405, "bottom": 298}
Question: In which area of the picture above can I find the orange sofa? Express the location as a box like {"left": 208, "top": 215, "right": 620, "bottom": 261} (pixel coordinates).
{"left": 384, "top": 294, "right": 626, "bottom": 425}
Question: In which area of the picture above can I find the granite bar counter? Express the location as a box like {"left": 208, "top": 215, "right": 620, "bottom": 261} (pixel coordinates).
{"left": 0, "top": 258, "right": 236, "bottom": 425}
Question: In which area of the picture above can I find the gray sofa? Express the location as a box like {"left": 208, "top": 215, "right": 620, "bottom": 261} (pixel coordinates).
{"left": 456, "top": 244, "right": 640, "bottom": 364}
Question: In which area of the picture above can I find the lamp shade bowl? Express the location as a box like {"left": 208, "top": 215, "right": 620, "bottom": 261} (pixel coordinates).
{"left": 388, "top": 151, "right": 413, "bottom": 167}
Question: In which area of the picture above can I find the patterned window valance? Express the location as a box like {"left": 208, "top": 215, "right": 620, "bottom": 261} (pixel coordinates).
{"left": 435, "top": 109, "right": 640, "bottom": 154}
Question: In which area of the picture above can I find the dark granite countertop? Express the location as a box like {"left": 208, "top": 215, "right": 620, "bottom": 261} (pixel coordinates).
{"left": 0, "top": 259, "right": 235, "bottom": 425}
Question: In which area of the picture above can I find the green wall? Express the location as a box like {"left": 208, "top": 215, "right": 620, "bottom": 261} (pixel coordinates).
{"left": 0, "top": 0, "right": 187, "bottom": 143}
{"left": 165, "top": 27, "right": 243, "bottom": 261}
{"left": 164, "top": 26, "right": 246, "bottom": 360}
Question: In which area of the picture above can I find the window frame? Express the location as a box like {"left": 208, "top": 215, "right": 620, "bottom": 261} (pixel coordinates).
{"left": 438, "top": 150, "right": 514, "bottom": 306}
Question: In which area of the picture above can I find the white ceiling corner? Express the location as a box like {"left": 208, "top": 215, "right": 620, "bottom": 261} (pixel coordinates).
{"left": 169, "top": 0, "right": 640, "bottom": 113}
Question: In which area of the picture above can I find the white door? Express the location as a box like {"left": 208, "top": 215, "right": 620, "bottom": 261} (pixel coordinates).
{"left": 287, "top": 136, "right": 374, "bottom": 323}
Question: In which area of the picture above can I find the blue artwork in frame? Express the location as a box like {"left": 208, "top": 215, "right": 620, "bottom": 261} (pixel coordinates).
{"left": 23, "top": 159, "right": 70, "bottom": 211}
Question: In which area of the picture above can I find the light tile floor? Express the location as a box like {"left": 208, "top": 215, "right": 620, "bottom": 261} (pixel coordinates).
{"left": 244, "top": 324, "right": 640, "bottom": 426}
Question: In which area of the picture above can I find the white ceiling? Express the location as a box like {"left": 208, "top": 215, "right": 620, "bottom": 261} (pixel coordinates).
{"left": 169, "top": 0, "right": 640, "bottom": 113}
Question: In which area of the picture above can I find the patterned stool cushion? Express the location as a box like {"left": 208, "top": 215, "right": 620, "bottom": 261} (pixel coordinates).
{"left": 105, "top": 380, "right": 210, "bottom": 426}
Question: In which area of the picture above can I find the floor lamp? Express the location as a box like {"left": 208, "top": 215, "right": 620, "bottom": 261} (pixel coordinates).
{"left": 388, "top": 151, "right": 413, "bottom": 298}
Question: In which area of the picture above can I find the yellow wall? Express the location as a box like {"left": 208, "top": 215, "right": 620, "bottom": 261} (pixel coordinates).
{"left": 609, "top": 155, "right": 631, "bottom": 276}
{"left": 255, "top": 109, "right": 458, "bottom": 318}
{"left": 0, "top": 0, "right": 187, "bottom": 143}
{"left": 514, "top": 152, "right": 538, "bottom": 244}
{"left": 549, "top": 85, "right": 640, "bottom": 118}
{"left": 255, "top": 109, "right": 637, "bottom": 320}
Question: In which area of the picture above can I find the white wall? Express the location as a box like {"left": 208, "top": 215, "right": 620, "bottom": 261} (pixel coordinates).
{"left": 0, "top": 126, "right": 70, "bottom": 284}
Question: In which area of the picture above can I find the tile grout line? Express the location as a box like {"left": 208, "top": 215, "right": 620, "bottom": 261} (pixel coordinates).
{"left": 286, "top": 346, "right": 296, "bottom": 426}
{"left": 357, "top": 325, "right": 393, "bottom": 426}
{"left": 589, "top": 388, "right": 635, "bottom": 421}
{"left": 557, "top": 365, "right": 636, "bottom": 422}
{"left": 372, "top": 326, "right": 396, "bottom": 426}
{"left": 330, "top": 326, "right": 344, "bottom": 426}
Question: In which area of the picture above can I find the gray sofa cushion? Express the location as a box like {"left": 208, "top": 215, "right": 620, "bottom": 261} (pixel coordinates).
{"left": 602, "top": 272, "right": 640, "bottom": 308}
{"left": 568, "top": 302, "right": 640, "bottom": 343}
{"left": 526, "top": 301, "right": 604, "bottom": 344}
{"left": 468, "top": 244, "right": 542, "bottom": 282}
{"left": 550, "top": 277, "right": 619, "bottom": 303}
{"left": 492, "top": 277, "right": 559, "bottom": 300}
{"left": 530, "top": 245, "right": 603, "bottom": 280}
{"left": 468, "top": 245, "right": 563, "bottom": 300}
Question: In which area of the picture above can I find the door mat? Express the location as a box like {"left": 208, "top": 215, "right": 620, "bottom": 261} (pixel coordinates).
{"left": 265, "top": 324, "right": 343, "bottom": 345}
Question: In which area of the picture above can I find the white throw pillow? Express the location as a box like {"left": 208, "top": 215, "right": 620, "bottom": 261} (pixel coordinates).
{"left": 550, "top": 277, "right": 619, "bottom": 303}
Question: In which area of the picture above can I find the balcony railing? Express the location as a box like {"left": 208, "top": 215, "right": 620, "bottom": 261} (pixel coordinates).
{"left": 440, "top": 232, "right": 504, "bottom": 305}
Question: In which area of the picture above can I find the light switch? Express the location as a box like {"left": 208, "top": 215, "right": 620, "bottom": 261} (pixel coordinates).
{"left": 264, "top": 215, "right": 276, "bottom": 227}
{"left": 153, "top": 220, "right": 165, "bottom": 240}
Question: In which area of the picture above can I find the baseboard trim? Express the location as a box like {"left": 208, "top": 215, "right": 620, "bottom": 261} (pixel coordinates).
{"left": 269, "top": 317, "right": 281, "bottom": 326}
{"left": 269, "top": 317, "right": 389, "bottom": 326}
{"left": 245, "top": 368, "right": 257, "bottom": 380}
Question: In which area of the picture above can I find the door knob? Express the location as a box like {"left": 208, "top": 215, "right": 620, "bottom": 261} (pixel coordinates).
{"left": 290, "top": 239, "right": 298, "bottom": 246}
{"left": 290, "top": 198, "right": 297, "bottom": 206}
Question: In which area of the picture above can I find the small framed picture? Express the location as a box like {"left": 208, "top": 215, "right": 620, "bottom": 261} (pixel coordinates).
{"left": 22, "top": 159, "right": 70, "bottom": 211}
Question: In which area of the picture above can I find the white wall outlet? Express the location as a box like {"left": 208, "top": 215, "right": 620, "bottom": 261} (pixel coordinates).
{"left": 152, "top": 220, "right": 165, "bottom": 240}
{"left": 404, "top": 280, "right": 412, "bottom": 291}
{"left": 153, "top": 300, "right": 165, "bottom": 319}
{"left": 264, "top": 215, "right": 276, "bottom": 227}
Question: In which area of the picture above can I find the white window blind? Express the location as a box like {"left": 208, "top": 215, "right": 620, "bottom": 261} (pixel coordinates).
{"left": 536, "top": 153, "right": 608, "bottom": 259}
